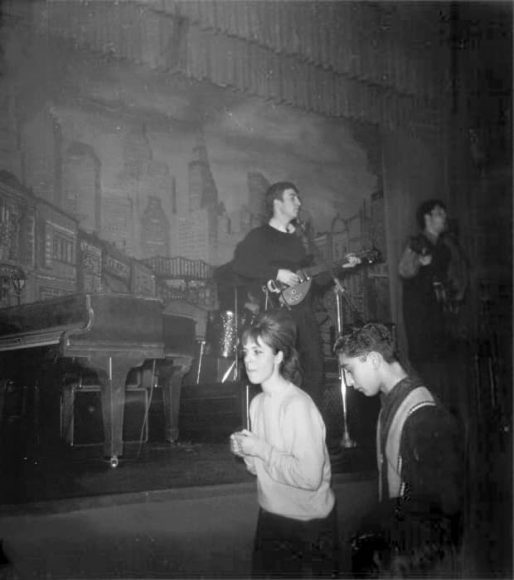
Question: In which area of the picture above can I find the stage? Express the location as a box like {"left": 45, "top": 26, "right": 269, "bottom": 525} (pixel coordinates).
{"left": 0, "top": 388, "right": 508, "bottom": 579}
{"left": 0, "top": 355, "right": 509, "bottom": 578}
{"left": 0, "top": 438, "right": 502, "bottom": 579}
{"left": 0, "top": 410, "right": 377, "bottom": 578}
{"left": 0, "top": 376, "right": 378, "bottom": 506}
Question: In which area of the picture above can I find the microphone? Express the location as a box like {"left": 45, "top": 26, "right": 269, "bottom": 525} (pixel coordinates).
{"left": 295, "top": 219, "right": 306, "bottom": 233}
{"left": 294, "top": 212, "right": 308, "bottom": 233}
{"left": 294, "top": 214, "right": 313, "bottom": 254}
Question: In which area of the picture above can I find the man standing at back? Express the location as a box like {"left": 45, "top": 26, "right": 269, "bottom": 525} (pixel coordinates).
{"left": 231, "top": 181, "right": 325, "bottom": 407}
{"left": 398, "top": 199, "right": 468, "bottom": 407}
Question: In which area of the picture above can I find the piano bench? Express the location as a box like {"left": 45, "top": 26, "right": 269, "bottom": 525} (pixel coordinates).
{"left": 60, "top": 385, "right": 149, "bottom": 447}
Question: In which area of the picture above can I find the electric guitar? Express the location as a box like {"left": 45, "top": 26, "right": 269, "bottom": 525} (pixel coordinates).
{"left": 265, "top": 248, "right": 382, "bottom": 307}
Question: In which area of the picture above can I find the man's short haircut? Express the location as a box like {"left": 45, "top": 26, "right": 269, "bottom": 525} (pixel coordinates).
{"left": 265, "top": 181, "right": 298, "bottom": 218}
{"left": 416, "top": 199, "right": 447, "bottom": 230}
{"left": 333, "top": 322, "right": 398, "bottom": 363}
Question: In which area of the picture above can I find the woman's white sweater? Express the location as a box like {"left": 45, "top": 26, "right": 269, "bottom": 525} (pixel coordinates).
{"left": 244, "top": 382, "right": 335, "bottom": 521}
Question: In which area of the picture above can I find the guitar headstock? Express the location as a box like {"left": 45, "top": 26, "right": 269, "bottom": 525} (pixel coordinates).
{"left": 343, "top": 248, "right": 383, "bottom": 268}
{"left": 360, "top": 247, "right": 383, "bottom": 265}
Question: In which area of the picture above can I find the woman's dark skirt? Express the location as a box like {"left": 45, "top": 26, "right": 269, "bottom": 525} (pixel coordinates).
{"left": 252, "top": 503, "right": 339, "bottom": 578}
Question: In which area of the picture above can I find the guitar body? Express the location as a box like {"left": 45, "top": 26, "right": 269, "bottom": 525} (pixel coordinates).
{"left": 279, "top": 278, "right": 312, "bottom": 307}
{"left": 266, "top": 248, "right": 382, "bottom": 308}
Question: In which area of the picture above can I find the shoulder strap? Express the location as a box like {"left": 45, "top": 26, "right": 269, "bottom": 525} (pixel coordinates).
{"left": 380, "top": 386, "right": 435, "bottom": 500}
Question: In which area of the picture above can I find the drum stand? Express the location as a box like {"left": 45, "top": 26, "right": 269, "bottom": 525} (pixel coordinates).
{"left": 221, "top": 286, "right": 240, "bottom": 383}
{"left": 333, "top": 279, "right": 357, "bottom": 449}
{"left": 220, "top": 287, "right": 250, "bottom": 430}
{"left": 195, "top": 340, "right": 206, "bottom": 384}
{"left": 221, "top": 358, "right": 237, "bottom": 383}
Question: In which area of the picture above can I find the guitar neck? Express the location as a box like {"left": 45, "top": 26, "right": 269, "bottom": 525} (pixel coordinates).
{"left": 302, "top": 260, "right": 339, "bottom": 278}
{"left": 302, "top": 250, "right": 379, "bottom": 279}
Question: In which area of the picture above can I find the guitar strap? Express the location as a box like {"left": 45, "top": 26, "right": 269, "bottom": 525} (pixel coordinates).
{"left": 261, "top": 281, "right": 290, "bottom": 311}
{"left": 264, "top": 286, "right": 271, "bottom": 311}
{"left": 262, "top": 285, "right": 274, "bottom": 311}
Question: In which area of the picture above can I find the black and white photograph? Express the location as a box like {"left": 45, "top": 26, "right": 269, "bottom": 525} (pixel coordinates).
{"left": 0, "top": 1, "right": 511, "bottom": 578}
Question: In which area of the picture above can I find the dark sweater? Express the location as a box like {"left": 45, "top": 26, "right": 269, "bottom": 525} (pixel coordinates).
{"left": 232, "top": 224, "right": 324, "bottom": 404}
{"left": 379, "top": 377, "right": 462, "bottom": 516}
{"left": 377, "top": 377, "right": 464, "bottom": 553}
{"left": 401, "top": 233, "right": 452, "bottom": 361}
{"left": 232, "top": 224, "right": 311, "bottom": 285}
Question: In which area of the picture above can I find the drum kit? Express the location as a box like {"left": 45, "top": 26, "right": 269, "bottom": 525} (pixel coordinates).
{"left": 203, "top": 307, "right": 257, "bottom": 383}
{"left": 208, "top": 310, "right": 238, "bottom": 360}
{"left": 200, "top": 296, "right": 256, "bottom": 430}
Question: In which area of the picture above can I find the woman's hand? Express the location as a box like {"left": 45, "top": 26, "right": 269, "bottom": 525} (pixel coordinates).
{"left": 230, "top": 431, "right": 246, "bottom": 457}
{"left": 230, "top": 429, "right": 270, "bottom": 461}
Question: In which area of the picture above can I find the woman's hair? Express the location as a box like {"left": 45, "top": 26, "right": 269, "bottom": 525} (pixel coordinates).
{"left": 241, "top": 308, "right": 302, "bottom": 384}
{"left": 333, "top": 322, "right": 398, "bottom": 363}
{"left": 264, "top": 181, "right": 299, "bottom": 218}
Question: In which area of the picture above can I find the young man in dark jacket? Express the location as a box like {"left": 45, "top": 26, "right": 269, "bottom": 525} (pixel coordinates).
{"left": 335, "top": 322, "right": 464, "bottom": 577}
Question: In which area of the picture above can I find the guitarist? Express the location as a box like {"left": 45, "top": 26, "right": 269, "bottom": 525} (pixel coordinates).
{"left": 232, "top": 181, "right": 354, "bottom": 409}
{"left": 398, "top": 199, "right": 468, "bottom": 411}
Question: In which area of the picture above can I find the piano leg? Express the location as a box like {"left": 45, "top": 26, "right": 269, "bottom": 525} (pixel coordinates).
{"left": 91, "top": 354, "right": 135, "bottom": 466}
{"left": 160, "top": 356, "right": 193, "bottom": 444}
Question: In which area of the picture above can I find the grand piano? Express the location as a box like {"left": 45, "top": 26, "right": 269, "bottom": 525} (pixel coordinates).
{"left": 0, "top": 293, "right": 194, "bottom": 467}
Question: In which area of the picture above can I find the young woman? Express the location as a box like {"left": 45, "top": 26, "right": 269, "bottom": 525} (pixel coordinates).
{"left": 230, "top": 309, "right": 338, "bottom": 578}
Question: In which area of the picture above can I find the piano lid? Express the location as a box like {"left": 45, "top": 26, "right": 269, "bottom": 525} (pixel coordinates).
{"left": 0, "top": 293, "right": 164, "bottom": 352}
{"left": 0, "top": 293, "right": 91, "bottom": 351}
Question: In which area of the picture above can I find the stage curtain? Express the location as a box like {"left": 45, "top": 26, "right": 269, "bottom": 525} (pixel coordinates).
{"left": 18, "top": 0, "right": 451, "bottom": 133}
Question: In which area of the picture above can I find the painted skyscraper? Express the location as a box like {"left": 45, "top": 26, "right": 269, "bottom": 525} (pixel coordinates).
{"left": 177, "top": 134, "right": 219, "bottom": 264}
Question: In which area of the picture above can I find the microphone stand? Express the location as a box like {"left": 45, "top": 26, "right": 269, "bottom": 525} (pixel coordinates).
{"left": 297, "top": 216, "right": 360, "bottom": 449}
{"left": 299, "top": 216, "right": 359, "bottom": 450}
{"left": 333, "top": 278, "right": 357, "bottom": 449}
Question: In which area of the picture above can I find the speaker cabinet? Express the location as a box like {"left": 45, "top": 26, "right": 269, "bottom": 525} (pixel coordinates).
{"left": 60, "top": 386, "right": 149, "bottom": 447}
{"left": 179, "top": 381, "right": 260, "bottom": 442}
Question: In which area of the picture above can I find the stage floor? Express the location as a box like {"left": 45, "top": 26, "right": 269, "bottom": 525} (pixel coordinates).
{"left": 0, "top": 378, "right": 379, "bottom": 508}
{"left": 0, "top": 437, "right": 376, "bottom": 509}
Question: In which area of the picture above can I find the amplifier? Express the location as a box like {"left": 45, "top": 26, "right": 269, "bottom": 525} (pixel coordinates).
{"left": 60, "top": 386, "right": 149, "bottom": 447}
{"left": 179, "top": 381, "right": 260, "bottom": 442}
